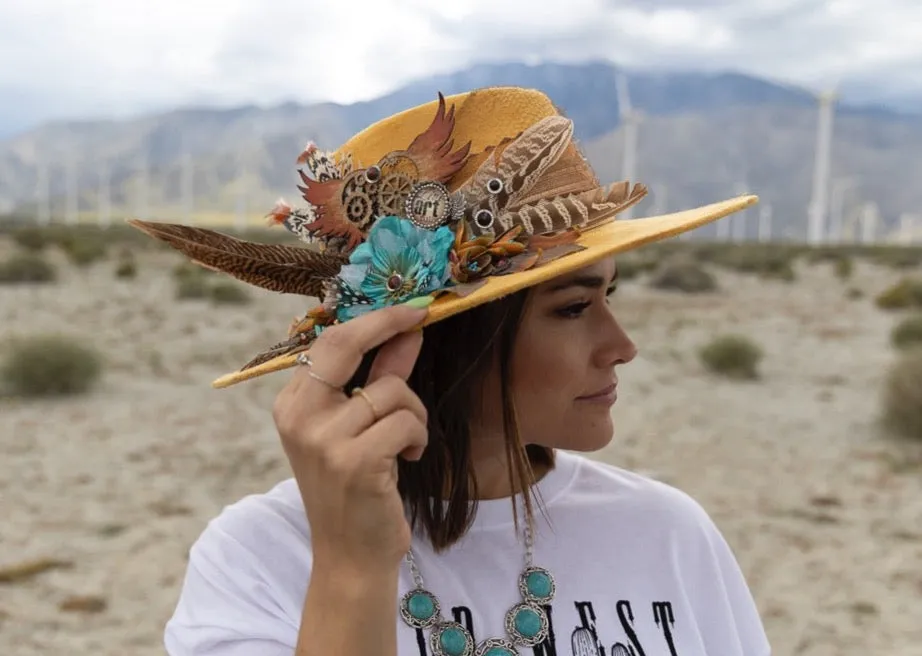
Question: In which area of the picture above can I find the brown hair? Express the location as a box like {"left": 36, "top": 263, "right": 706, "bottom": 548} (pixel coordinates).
{"left": 346, "top": 290, "right": 554, "bottom": 551}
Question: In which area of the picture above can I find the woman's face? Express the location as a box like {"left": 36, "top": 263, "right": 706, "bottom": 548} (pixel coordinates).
{"left": 480, "top": 258, "right": 637, "bottom": 453}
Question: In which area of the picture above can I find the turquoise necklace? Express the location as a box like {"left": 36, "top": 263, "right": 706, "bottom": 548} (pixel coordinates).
{"left": 398, "top": 520, "right": 556, "bottom": 656}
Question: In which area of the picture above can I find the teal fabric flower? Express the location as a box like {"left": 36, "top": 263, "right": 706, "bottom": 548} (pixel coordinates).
{"left": 332, "top": 216, "right": 454, "bottom": 322}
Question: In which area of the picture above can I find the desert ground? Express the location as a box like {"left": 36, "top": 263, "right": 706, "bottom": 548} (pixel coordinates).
{"left": 1, "top": 232, "right": 920, "bottom": 656}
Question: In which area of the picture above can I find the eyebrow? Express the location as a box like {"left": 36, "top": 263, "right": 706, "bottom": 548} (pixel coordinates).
{"left": 543, "top": 266, "right": 619, "bottom": 293}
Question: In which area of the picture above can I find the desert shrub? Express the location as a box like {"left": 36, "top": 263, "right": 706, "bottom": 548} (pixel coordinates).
{"left": 114, "top": 257, "right": 137, "bottom": 279}
{"left": 0, "top": 252, "right": 57, "bottom": 284}
{"left": 833, "top": 256, "right": 853, "bottom": 280}
{"left": 699, "top": 334, "right": 763, "bottom": 380}
{"left": 846, "top": 287, "right": 864, "bottom": 300}
{"left": 875, "top": 278, "right": 922, "bottom": 310}
{"left": 700, "top": 244, "right": 797, "bottom": 282}
{"left": 209, "top": 281, "right": 251, "bottom": 305}
{"left": 176, "top": 274, "right": 210, "bottom": 300}
{"left": 881, "top": 349, "right": 922, "bottom": 440}
{"left": 60, "top": 236, "right": 108, "bottom": 266}
{"left": 869, "top": 246, "right": 922, "bottom": 270}
{"left": 891, "top": 315, "right": 922, "bottom": 350}
{"left": 11, "top": 226, "right": 52, "bottom": 251}
{"left": 614, "top": 252, "right": 660, "bottom": 281}
{"left": 650, "top": 260, "right": 717, "bottom": 293}
{"left": 0, "top": 335, "right": 103, "bottom": 397}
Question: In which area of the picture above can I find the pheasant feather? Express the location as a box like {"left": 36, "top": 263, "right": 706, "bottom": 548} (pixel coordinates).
{"left": 456, "top": 116, "right": 574, "bottom": 234}
{"left": 127, "top": 219, "right": 347, "bottom": 297}
{"left": 495, "top": 181, "right": 648, "bottom": 236}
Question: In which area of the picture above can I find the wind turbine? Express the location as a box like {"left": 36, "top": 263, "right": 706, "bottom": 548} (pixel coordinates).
{"left": 807, "top": 89, "right": 837, "bottom": 245}
{"left": 36, "top": 159, "right": 50, "bottom": 225}
{"left": 136, "top": 150, "right": 150, "bottom": 220}
{"left": 859, "top": 202, "right": 879, "bottom": 244}
{"left": 65, "top": 149, "right": 78, "bottom": 225}
{"left": 898, "top": 213, "right": 917, "bottom": 245}
{"left": 758, "top": 202, "right": 773, "bottom": 243}
{"left": 235, "top": 165, "right": 249, "bottom": 232}
{"left": 732, "top": 180, "right": 750, "bottom": 242}
{"left": 98, "top": 160, "right": 111, "bottom": 228}
{"left": 616, "top": 71, "right": 641, "bottom": 220}
{"left": 828, "top": 177, "right": 857, "bottom": 244}
{"left": 181, "top": 135, "right": 194, "bottom": 223}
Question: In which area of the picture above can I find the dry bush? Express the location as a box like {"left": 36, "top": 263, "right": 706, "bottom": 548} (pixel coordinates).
{"left": 699, "top": 334, "right": 763, "bottom": 380}
{"left": 696, "top": 243, "right": 798, "bottom": 282}
{"left": 209, "top": 281, "right": 252, "bottom": 305}
{"left": 881, "top": 348, "right": 922, "bottom": 441}
{"left": 114, "top": 257, "right": 137, "bottom": 279}
{"left": 10, "top": 226, "right": 52, "bottom": 251}
{"left": 875, "top": 278, "right": 922, "bottom": 310}
{"left": 833, "top": 256, "right": 853, "bottom": 280}
{"left": 0, "top": 252, "right": 57, "bottom": 284}
{"left": 176, "top": 274, "right": 211, "bottom": 300}
{"left": 614, "top": 254, "right": 658, "bottom": 281}
{"left": 891, "top": 315, "right": 922, "bottom": 350}
{"left": 867, "top": 246, "right": 922, "bottom": 270}
{"left": 59, "top": 235, "right": 108, "bottom": 266}
{"left": 650, "top": 260, "right": 717, "bottom": 293}
{"left": 1, "top": 335, "right": 103, "bottom": 397}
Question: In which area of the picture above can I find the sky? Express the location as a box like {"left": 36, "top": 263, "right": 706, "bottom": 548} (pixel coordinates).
{"left": 2, "top": 0, "right": 921, "bottom": 135}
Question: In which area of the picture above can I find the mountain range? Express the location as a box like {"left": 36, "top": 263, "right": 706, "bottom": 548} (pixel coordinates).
{"left": 1, "top": 61, "right": 920, "bottom": 240}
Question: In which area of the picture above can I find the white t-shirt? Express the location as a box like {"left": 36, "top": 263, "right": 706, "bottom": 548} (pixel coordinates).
{"left": 165, "top": 450, "right": 771, "bottom": 655}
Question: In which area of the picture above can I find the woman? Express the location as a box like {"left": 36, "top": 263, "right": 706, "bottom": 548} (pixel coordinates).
{"left": 147, "top": 87, "right": 769, "bottom": 655}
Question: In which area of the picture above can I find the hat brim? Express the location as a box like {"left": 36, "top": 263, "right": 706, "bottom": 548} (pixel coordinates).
{"left": 211, "top": 194, "right": 757, "bottom": 389}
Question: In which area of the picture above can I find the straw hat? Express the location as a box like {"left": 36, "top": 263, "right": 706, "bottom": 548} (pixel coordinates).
{"left": 129, "top": 86, "right": 756, "bottom": 388}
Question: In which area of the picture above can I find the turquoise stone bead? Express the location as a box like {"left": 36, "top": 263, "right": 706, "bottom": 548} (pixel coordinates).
{"left": 407, "top": 593, "right": 435, "bottom": 620}
{"left": 439, "top": 627, "right": 468, "bottom": 656}
{"left": 514, "top": 608, "right": 542, "bottom": 638}
{"left": 484, "top": 648, "right": 514, "bottom": 656}
{"left": 525, "top": 571, "right": 552, "bottom": 598}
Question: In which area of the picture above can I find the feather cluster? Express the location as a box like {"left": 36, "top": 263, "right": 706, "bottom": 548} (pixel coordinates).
{"left": 127, "top": 91, "right": 648, "bottom": 376}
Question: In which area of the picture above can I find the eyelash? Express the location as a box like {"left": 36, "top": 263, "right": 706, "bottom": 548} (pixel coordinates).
{"left": 555, "top": 285, "right": 618, "bottom": 319}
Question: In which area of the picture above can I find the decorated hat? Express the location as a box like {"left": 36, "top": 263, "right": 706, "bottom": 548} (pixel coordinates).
{"left": 128, "top": 87, "right": 757, "bottom": 389}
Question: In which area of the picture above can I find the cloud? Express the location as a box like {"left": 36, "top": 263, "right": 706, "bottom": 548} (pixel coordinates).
{"left": 1, "top": 0, "right": 920, "bottom": 134}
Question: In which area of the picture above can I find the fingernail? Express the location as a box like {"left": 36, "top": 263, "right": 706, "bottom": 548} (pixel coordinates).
{"left": 401, "top": 295, "right": 434, "bottom": 309}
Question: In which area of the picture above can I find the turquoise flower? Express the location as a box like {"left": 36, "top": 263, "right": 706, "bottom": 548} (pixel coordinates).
{"left": 332, "top": 216, "right": 454, "bottom": 322}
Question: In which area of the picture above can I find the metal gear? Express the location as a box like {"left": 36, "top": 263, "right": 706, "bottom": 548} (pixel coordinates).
{"left": 342, "top": 190, "right": 375, "bottom": 229}
{"left": 376, "top": 173, "right": 416, "bottom": 216}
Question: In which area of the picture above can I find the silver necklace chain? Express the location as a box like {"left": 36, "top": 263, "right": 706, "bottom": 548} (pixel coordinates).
{"left": 404, "top": 520, "right": 535, "bottom": 591}
{"left": 401, "top": 520, "right": 553, "bottom": 656}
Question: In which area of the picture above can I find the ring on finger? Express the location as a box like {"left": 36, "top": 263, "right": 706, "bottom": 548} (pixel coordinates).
{"left": 350, "top": 386, "right": 381, "bottom": 422}
{"left": 295, "top": 352, "right": 342, "bottom": 391}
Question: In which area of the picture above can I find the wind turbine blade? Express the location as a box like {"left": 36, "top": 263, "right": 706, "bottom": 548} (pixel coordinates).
{"left": 616, "top": 72, "right": 632, "bottom": 118}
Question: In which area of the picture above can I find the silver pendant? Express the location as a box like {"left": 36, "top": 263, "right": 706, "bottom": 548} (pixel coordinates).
{"left": 399, "top": 588, "right": 441, "bottom": 629}
{"left": 518, "top": 566, "right": 556, "bottom": 604}
{"left": 504, "top": 601, "right": 549, "bottom": 648}
{"left": 429, "top": 620, "right": 475, "bottom": 656}
{"left": 474, "top": 637, "right": 518, "bottom": 656}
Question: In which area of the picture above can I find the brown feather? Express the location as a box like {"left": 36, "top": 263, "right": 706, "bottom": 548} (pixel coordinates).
{"left": 497, "top": 181, "right": 648, "bottom": 236}
{"left": 404, "top": 92, "right": 472, "bottom": 183}
{"left": 296, "top": 170, "right": 365, "bottom": 251}
{"left": 458, "top": 117, "right": 575, "bottom": 235}
{"left": 127, "top": 219, "right": 347, "bottom": 297}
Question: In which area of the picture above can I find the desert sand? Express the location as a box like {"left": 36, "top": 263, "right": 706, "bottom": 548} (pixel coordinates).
{"left": 1, "top": 242, "right": 921, "bottom": 656}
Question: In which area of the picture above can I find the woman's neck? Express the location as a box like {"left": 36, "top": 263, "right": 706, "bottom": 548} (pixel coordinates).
{"left": 449, "top": 442, "right": 552, "bottom": 500}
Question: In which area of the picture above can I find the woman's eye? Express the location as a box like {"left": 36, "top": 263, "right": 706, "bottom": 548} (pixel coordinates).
{"left": 556, "top": 301, "right": 591, "bottom": 318}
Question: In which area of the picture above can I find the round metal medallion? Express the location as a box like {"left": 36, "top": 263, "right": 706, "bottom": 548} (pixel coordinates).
{"left": 405, "top": 181, "right": 454, "bottom": 229}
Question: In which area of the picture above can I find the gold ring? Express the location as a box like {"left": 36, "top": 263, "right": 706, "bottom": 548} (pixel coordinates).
{"left": 295, "top": 352, "right": 341, "bottom": 391}
{"left": 350, "top": 386, "right": 381, "bottom": 422}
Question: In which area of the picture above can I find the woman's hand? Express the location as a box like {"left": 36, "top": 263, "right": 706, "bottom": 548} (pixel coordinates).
{"left": 272, "top": 303, "right": 430, "bottom": 574}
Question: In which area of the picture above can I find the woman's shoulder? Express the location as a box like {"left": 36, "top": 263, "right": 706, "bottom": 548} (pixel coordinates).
{"left": 557, "top": 450, "right": 718, "bottom": 535}
{"left": 191, "top": 477, "right": 311, "bottom": 565}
